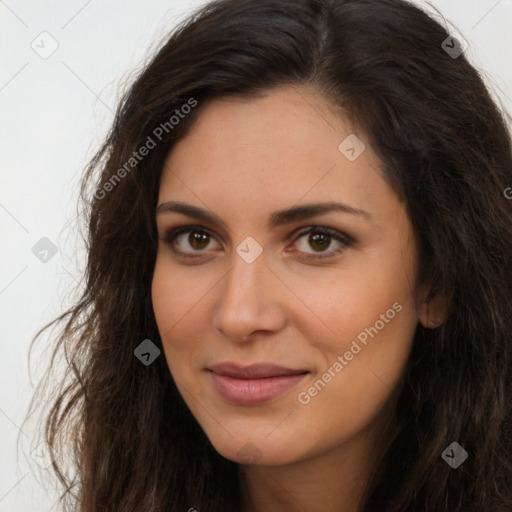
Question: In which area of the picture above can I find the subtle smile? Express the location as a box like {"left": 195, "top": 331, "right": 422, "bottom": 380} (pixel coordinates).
{"left": 208, "top": 363, "right": 310, "bottom": 406}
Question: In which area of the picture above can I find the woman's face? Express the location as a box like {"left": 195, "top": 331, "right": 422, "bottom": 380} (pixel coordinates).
{"left": 152, "top": 85, "right": 423, "bottom": 466}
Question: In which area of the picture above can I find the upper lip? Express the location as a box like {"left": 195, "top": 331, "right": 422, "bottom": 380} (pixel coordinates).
{"left": 208, "top": 362, "right": 309, "bottom": 379}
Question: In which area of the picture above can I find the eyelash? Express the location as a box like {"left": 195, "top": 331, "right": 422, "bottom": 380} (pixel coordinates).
{"left": 159, "top": 224, "right": 354, "bottom": 261}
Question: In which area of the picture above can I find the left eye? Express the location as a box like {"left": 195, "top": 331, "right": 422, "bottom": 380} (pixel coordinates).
{"left": 291, "top": 226, "right": 352, "bottom": 259}
{"left": 160, "top": 225, "right": 353, "bottom": 260}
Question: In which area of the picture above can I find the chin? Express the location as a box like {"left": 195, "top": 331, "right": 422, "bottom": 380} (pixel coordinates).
{"left": 207, "top": 431, "right": 300, "bottom": 466}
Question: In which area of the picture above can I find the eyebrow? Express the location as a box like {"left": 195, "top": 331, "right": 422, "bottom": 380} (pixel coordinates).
{"left": 156, "top": 200, "right": 372, "bottom": 229}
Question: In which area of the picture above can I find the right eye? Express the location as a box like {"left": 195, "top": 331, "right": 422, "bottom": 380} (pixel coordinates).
{"left": 160, "top": 225, "right": 221, "bottom": 257}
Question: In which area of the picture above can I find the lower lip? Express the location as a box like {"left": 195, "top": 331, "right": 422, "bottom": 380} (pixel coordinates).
{"left": 209, "top": 372, "right": 308, "bottom": 406}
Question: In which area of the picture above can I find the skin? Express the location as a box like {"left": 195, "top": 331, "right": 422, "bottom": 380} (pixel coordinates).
{"left": 151, "top": 85, "right": 442, "bottom": 512}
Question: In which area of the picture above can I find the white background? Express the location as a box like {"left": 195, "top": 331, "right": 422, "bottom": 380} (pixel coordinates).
{"left": 1, "top": 1, "right": 511, "bottom": 510}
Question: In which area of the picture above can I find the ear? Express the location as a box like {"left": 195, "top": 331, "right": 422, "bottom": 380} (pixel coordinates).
{"left": 416, "top": 284, "right": 448, "bottom": 329}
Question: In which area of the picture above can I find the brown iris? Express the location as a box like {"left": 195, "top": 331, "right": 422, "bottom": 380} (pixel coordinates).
{"left": 189, "top": 231, "right": 210, "bottom": 250}
{"left": 309, "top": 232, "right": 331, "bottom": 252}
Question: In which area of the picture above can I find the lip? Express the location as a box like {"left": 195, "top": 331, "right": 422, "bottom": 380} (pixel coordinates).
{"left": 208, "top": 362, "right": 309, "bottom": 405}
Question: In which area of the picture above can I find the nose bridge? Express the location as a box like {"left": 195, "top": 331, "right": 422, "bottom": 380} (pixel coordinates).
{"left": 211, "top": 247, "right": 285, "bottom": 341}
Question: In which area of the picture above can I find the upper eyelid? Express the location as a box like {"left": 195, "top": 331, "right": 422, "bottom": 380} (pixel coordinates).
{"left": 160, "top": 223, "right": 346, "bottom": 239}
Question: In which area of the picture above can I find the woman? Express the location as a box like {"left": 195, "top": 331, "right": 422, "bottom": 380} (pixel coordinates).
{"left": 27, "top": 0, "right": 512, "bottom": 510}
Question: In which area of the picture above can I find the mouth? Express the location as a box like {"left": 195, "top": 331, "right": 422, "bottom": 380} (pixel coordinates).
{"left": 207, "top": 362, "right": 310, "bottom": 406}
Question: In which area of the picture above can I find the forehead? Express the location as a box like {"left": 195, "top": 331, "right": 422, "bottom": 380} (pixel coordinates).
{"left": 157, "top": 85, "right": 397, "bottom": 222}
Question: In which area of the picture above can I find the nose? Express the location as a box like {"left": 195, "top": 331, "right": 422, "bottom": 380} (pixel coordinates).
{"left": 211, "top": 249, "right": 287, "bottom": 343}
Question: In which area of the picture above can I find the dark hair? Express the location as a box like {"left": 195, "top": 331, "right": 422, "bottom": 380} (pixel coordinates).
{"left": 25, "top": 0, "right": 512, "bottom": 510}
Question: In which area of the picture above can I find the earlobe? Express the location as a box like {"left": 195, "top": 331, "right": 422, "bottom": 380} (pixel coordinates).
{"left": 418, "top": 294, "right": 447, "bottom": 328}
{"left": 418, "top": 301, "right": 430, "bottom": 328}
{"left": 416, "top": 281, "right": 448, "bottom": 328}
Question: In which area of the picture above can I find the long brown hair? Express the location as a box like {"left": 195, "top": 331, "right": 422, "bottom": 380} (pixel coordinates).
{"left": 25, "top": 0, "right": 512, "bottom": 510}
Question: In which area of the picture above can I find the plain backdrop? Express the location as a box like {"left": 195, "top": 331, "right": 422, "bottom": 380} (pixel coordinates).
{"left": 1, "top": 1, "right": 511, "bottom": 510}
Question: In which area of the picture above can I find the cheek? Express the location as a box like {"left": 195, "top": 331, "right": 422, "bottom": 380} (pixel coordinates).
{"left": 292, "top": 301, "right": 416, "bottom": 455}
{"left": 151, "top": 258, "right": 203, "bottom": 360}
{"left": 292, "top": 252, "right": 418, "bottom": 438}
{"left": 290, "top": 253, "right": 417, "bottom": 356}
